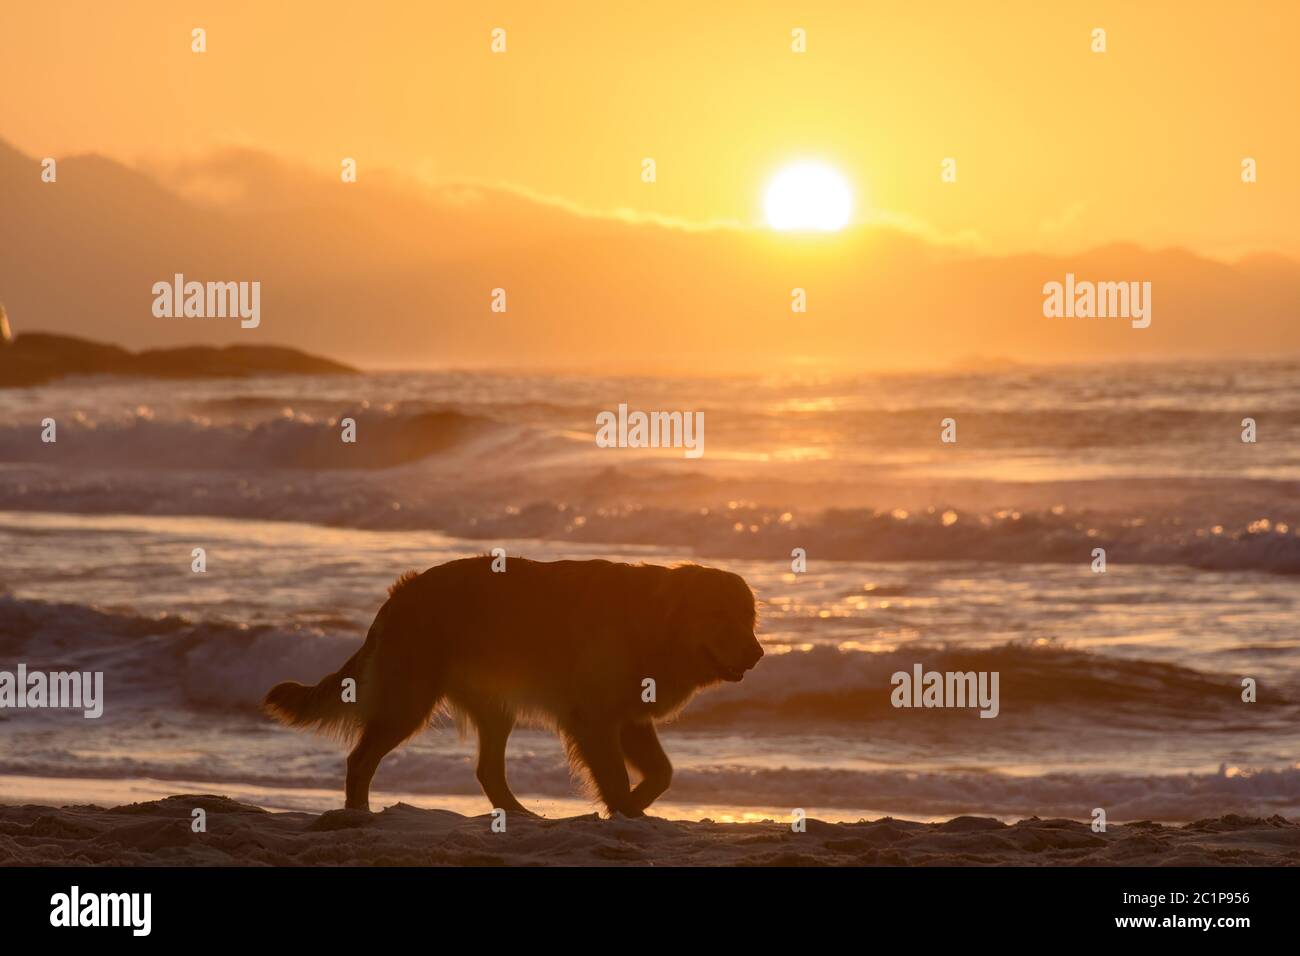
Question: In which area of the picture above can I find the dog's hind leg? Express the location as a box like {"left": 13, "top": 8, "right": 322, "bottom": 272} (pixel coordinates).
{"left": 621, "top": 721, "right": 672, "bottom": 813}
{"left": 345, "top": 720, "right": 416, "bottom": 811}
{"left": 472, "top": 708, "right": 530, "bottom": 815}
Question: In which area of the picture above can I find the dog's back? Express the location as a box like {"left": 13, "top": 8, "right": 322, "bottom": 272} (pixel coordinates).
{"left": 380, "top": 558, "right": 677, "bottom": 713}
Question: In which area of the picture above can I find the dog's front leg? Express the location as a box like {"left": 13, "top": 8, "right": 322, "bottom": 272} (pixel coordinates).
{"left": 564, "top": 720, "right": 640, "bottom": 817}
{"left": 621, "top": 721, "right": 672, "bottom": 813}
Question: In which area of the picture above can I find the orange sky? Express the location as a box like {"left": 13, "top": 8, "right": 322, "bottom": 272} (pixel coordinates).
{"left": 2, "top": 0, "right": 1296, "bottom": 260}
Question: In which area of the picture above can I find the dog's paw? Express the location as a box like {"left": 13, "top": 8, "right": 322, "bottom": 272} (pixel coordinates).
{"left": 308, "top": 807, "right": 376, "bottom": 831}
{"left": 606, "top": 807, "right": 647, "bottom": 820}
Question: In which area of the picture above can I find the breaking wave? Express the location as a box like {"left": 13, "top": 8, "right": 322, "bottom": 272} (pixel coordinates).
{"left": 2, "top": 596, "right": 1293, "bottom": 726}
{"left": 0, "top": 408, "right": 503, "bottom": 471}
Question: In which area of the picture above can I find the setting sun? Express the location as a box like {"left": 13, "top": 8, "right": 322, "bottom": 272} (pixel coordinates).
{"left": 763, "top": 162, "right": 853, "bottom": 232}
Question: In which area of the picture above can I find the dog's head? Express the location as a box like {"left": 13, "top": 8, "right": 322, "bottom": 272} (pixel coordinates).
{"left": 663, "top": 564, "right": 763, "bottom": 683}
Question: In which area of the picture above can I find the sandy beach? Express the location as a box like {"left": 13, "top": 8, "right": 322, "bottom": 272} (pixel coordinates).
{"left": 2, "top": 794, "right": 1296, "bottom": 867}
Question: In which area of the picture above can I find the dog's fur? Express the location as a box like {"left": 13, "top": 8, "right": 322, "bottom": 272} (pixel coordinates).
{"left": 263, "top": 557, "right": 763, "bottom": 816}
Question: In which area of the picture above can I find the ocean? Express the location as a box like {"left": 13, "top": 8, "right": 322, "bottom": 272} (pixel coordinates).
{"left": 1, "top": 361, "right": 1297, "bottom": 822}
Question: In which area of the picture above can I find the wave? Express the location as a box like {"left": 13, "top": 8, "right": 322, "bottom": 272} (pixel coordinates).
{"left": 0, "top": 596, "right": 355, "bottom": 717}
{"left": 3, "top": 747, "right": 1296, "bottom": 821}
{"left": 0, "top": 408, "right": 505, "bottom": 471}
{"left": 4, "top": 465, "right": 1300, "bottom": 573}
{"left": 12, "top": 395, "right": 1300, "bottom": 470}
{"left": 2, "top": 596, "right": 1293, "bottom": 728}
{"left": 685, "top": 642, "right": 1298, "bottom": 730}
{"left": 662, "top": 765, "right": 1300, "bottom": 820}
{"left": 176, "top": 399, "right": 1300, "bottom": 442}
{"left": 435, "top": 502, "right": 1300, "bottom": 575}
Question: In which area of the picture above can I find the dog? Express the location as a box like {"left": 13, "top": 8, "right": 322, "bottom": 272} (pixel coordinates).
{"left": 263, "top": 557, "right": 763, "bottom": 816}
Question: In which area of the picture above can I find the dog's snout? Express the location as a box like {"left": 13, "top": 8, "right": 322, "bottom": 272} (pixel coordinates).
{"left": 746, "top": 640, "right": 765, "bottom": 670}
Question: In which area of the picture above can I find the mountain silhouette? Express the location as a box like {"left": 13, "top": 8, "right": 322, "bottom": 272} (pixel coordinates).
{"left": 2, "top": 139, "right": 1296, "bottom": 371}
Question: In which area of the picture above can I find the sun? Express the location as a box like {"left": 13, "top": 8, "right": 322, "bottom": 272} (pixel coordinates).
{"left": 763, "top": 162, "right": 853, "bottom": 232}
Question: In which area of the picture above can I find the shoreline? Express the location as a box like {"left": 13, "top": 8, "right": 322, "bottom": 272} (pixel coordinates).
{"left": 0, "top": 774, "right": 959, "bottom": 825}
{"left": 1, "top": 791, "right": 1295, "bottom": 866}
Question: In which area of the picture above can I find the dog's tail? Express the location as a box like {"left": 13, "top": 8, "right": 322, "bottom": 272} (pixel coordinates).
{"left": 261, "top": 617, "right": 381, "bottom": 742}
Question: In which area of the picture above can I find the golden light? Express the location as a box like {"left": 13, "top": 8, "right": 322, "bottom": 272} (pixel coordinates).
{"left": 763, "top": 162, "right": 853, "bottom": 231}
